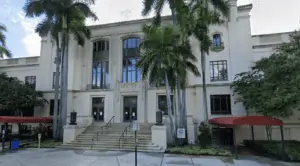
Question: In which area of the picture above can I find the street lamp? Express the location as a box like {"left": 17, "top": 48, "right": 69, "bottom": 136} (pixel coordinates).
{"left": 58, "top": 32, "right": 63, "bottom": 50}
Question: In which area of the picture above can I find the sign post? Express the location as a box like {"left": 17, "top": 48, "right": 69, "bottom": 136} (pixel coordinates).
{"left": 2, "top": 129, "right": 5, "bottom": 152}
{"left": 38, "top": 133, "right": 42, "bottom": 148}
{"left": 131, "top": 120, "right": 139, "bottom": 166}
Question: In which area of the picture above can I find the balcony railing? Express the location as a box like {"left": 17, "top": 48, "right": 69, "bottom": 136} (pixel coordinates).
{"left": 86, "top": 84, "right": 110, "bottom": 90}
{"left": 210, "top": 42, "right": 224, "bottom": 52}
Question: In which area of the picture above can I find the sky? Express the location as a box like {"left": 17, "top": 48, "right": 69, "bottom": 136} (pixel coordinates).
{"left": 0, "top": 0, "right": 300, "bottom": 58}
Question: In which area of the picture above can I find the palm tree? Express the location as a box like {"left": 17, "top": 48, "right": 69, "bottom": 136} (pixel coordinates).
{"left": 23, "top": 0, "right": 97, "bottom": 140}
{"left": 0, "top": 24, "right": 12, "bottom": 58}
{"left": 178, "top": 0, "right": 229, "bottom": 123}
{"left": 137, "top": 25, "right": 200, "bottom": 142}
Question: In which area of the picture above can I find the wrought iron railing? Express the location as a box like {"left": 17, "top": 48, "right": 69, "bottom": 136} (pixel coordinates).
{"left": 118, "top": 123, "right": 131, "bottom": 149}
{"left": 91, "top": 116, "right": 115, "bottom": 148}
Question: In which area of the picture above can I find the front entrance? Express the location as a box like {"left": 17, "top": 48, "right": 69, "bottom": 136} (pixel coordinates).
{"left": 92, "top": 97, "right": 104, "bottom": 122}
{"left": 123, "top": 96, "right": 137, "bottom": 122}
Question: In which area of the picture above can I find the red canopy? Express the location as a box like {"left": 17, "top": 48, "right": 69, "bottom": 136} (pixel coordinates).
{"left": 208, "top": 116, "right": 283, "bottom": 126}
{"left": 0, "top": 116, "right": 52, "bottom": 123}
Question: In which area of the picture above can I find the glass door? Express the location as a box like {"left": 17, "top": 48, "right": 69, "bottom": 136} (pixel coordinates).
{"left": 123, "top": 96, "right": 137, "bottom": 122}
{"left": 92, "top": 97, "right": 105, "bottom": 122}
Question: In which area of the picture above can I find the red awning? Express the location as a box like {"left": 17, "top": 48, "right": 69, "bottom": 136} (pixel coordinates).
{"left": 0, "top": 116, "right": 52, "bottom": 123}
{"left": 208, "top": 116, "right": 283, "bottom": 126}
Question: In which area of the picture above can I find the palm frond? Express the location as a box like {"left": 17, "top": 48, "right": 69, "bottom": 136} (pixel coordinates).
{"left": 210, "top": 0, "right": 229, "bottom": 17}
{"left": 142, "top": 0, "right": 157, "bottom": 16}
{"left": 0, "top": 46, "right": 12, "bottom": 58}
{"left": 0, "top": 33, "right": 6, "bottom": 47}
{"left": 35, "top": 18, "right": 54, "bottom": 37}
{"left": 72, "top": 2, "right": 98, "bottom": 21}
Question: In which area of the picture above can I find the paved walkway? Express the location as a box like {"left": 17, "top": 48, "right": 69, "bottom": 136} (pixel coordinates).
{"left": 0, "top": 148, "right": 298, "bottom": 166}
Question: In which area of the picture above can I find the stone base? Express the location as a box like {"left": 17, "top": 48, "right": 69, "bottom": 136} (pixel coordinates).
{"left": 63, "top": 124, "right": 86, "bottom": 144}
{"left": 151, "top": 125, "right": 167, "bottom": 150}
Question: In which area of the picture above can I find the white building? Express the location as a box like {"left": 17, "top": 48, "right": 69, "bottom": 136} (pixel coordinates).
{"left": 0, "top": 1, "right": 299, "bottom": 147}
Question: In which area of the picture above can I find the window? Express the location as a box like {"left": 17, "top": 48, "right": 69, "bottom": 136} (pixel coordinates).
{"left": 210, "top": 95, "right": 231, "bottom": 115}
{"left": 25, "top": 76, "right": 36, "bottom": 89}
{"left": 22, "top": 106, "right": 34, "bottom": 117}
{"left": 92, "top": 40, "right": 109, "bottom": 88}
{"left": 52, "top": 72, "right": 60, "bottom": 89}
{"left": 210, "top": 60, "right": 228, "bottom": 81}
{"left": 50, "top": 99, "right": 60, "bottom": 116}
{"left": 157, "top": 95, "right": 174, "bottom": 115}
{"left": 212, "top": 34, "right": 222, "bottom": 48}
{"left": 122, "top": 37, "right": 141, "bottom": 83}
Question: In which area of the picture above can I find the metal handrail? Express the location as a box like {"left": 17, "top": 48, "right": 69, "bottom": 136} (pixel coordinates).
{"left": 91, "top": 116, "right": 115, "bottom": 148}
{"left": 118, "top": 123, "right": 131, "bottom": 149}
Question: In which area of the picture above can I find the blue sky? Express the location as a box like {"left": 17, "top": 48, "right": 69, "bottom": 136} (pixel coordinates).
{"left": 1, "top": 0, "right": 300, "bottom": 58}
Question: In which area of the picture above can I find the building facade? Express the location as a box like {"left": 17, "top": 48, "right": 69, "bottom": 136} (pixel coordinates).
{"left": 1, "top": 2, "right": 298, "bottom": 142}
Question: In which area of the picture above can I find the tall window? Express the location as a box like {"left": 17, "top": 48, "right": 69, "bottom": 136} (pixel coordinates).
{"left": 50, "top": 99, "right": 60, "bottom": 116}
{"left": 212, "top": 34, "right": 222, "bottom": 48}
{"left": 92, "top": 40, "right": 109, "bottom": 88}
{"left": 210, "top": 60, "right": 228, "bottom": 81}
{"left": 122, "top": 37, "right": 141, "bottom": 83}
{"left": 210, "top": 95, "right": 231, "bottom": 115}
{"left": 158, "top": 95, "right": 174, "bottom": 115}
{"left": 25, "top": 76, "right": 36, "bottom": 89}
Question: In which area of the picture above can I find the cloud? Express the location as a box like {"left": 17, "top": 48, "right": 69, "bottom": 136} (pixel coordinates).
{"left": 17, "top": 11, "right": 41, "bottom": 57}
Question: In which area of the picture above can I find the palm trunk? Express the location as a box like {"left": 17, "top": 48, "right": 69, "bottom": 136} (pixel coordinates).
{"left": 182, "top": 88, "right": 187, "bottom": 128}
{"left": 57, "top": 43, "right": 64, "bottom": 140}
{"left": 176, "top": 78, "right": 182, "bottom": 128}
{"left": 201, "top": 50, "right": 209, "bottom": 123}
{"left": 60, "top": 33, "right": 69, "bottom": 139}
{"left": 165, "top": 72, "right": 175, "bottom": 143}
{"left": 53, "top": 43, "right": 61, "bottom": 140}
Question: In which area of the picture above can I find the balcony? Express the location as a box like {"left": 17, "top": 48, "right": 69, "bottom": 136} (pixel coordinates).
{"left": 86, "top": 84, "right": 110, "bottom": 90}
{"left": 210, "top": 42, "right": 224, "bottom": 52}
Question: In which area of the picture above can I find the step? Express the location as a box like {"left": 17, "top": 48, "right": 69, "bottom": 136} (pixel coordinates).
{"left": 71, "top": 140, "right": 151, "bottom": 144}
{"left": 56, "top": 146, "right": 163, "bottom": 152}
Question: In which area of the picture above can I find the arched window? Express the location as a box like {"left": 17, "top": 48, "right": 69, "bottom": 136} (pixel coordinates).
{"left": 122, "top": 37, "right": 141, "bottom": 83}
{"left": 92, "top": 40, "right": 109, "bottom": 88}
{"left": 212, "top": 34, "right": 222, "bottom": 48}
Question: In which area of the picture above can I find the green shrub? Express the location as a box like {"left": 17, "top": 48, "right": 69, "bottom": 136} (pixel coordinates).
{"left": 244, "top": 140, "right": 300, "bottom": 161}
{"left": 197, "top": 122, "right": 212, "bottom": 148}
{"left": 166, "top": 146, "right": 231, "bottom": 156}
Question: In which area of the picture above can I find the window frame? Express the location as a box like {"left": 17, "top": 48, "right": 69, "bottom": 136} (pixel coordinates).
{"left": 25, "top": 76, "right": 36, "bottom": 89}
{"left": 157, "top": 94, "right": 174, "bottom": 115}
{"left": 212, "top": 34, "right": 222, "bottom": 48}
{"left": 92, "top": 40, "right": 110, "bottom": 89}
{"left": 122, "top": 37, "right": 141, "bottom": 83}
{"left": 210, "top": 60, "right": 228, "bottom": 81}
{"left": 210, "top": 94, "right": 231, "bottom": 115}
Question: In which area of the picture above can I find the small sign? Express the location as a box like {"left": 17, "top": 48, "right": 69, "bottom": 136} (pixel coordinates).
{"left": 177, "top": 128, "right": 186, "bottom": 139}
{"left": 131, "top": 120, "right": 139, "bottom": 132}
{"left": 100, "top": 112, "right": 103, "bottom": 116}
{"left": 132, "top": 112, "right": 135, "bottom": 116}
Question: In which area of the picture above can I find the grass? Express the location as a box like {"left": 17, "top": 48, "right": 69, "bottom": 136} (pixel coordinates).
{"left": 165, "top": 145, "right": 232, "bottom": 156}
{"left": 244, "top": 140, "right": 300, "bottom": 161}
{"left": 23, "top": 139, "right": 62, "bottom": 148}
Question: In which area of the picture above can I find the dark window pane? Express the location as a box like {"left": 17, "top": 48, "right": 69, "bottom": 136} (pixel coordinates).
{"left": 158, "top": 95, "right": 174, "bottom": 115}
{"left": 25, "top": 76, "right": 36, "bottom": 89}
{"left": 210, "top": 95, "right": 231, "bottom": 115}
{"left": 213, "top": 34, "right": 221, "bottom": 47}
{"left": 49, "top": 99, "right": 60, "bottom": 116}
{"left": 210, "top": 60, "right": 228, "bottom": 81}
{"left": 122, "top": 37, "right": 141, "bottom": 83}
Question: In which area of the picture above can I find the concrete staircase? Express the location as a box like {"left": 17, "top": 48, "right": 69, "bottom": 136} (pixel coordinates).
{"left": 58, "top": 123, "right": 163, "bottom": 152}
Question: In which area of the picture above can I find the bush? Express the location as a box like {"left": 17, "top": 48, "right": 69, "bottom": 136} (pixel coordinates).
{"left": 166, "top": 146, "right": 231, "bottom": 156}
{"left": 197, "top": 122, "right": 212, "bottom": 148}
{"left": 244, "top": 140, "right": 300, "bottom": 161}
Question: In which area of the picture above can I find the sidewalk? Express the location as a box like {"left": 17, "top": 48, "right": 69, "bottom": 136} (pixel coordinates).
{"left": 0, "top": 148, "right": 298, "bottom": 166}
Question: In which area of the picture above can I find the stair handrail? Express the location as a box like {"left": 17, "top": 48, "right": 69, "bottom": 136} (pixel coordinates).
{"left": 91, "top": 116, "right": 115, "bottom": 149}
{"left": 118, "top": 123, "right": 131, "bottom": 149}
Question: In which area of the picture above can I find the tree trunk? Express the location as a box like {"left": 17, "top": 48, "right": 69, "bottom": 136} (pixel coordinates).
{"left": 201, "top": 50, "right": 209, "bottom": 123}
{"left": 176, "top": 78, "right": 182, "bottom": 128}
{"left": 182, "top": 88, "right": 187, "bottom": 128}
{"left": 57, "top": 43, "right": 64, "bottom": 140}
{"left": 53, "top": 47, "right": 61, "bottom": 140}
{"left": 165, "top": 72, "right": 176, "bottom": 143}
{"left": 60, "top": 32, "right": 69, "bottom": 140}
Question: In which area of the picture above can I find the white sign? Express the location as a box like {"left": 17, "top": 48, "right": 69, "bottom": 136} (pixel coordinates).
{"left": 177, "top": 128, "right": 186, "bottom": 139}
{"left": 100, "top": 112, "right": 102, "bottom": 116}
{"left": 131, "top": 120, "right": 139, "bottom": 132}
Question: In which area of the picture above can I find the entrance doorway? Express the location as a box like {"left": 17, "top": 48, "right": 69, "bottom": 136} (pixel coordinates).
{"left": 92, "top": 97, "right": 104, "bottom": 122}
{"left": 123, "top": 96, "right": 137, "bottom": 122}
